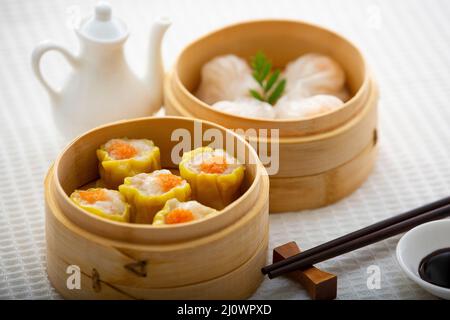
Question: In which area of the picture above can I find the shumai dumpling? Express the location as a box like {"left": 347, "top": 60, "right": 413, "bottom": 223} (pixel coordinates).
{"left": 70, "top": 188, "right": 130, "bottom": 222}
{"left": 153, "top": 199, "right": 217, "bottom": 225}
{"left": 179, "top": 147, "right": 245, "bottom": 210}
{"left": 195, "top": 54, "right": 258, "bottom": 104}
{"left": 284, "top": 53, "right": 345, "bottom": 97}
{"left": 97, "top": 138, "right": 161, "bottom": 189}
{"left": 211, "top": 98, "right": 276, "bottom": 119}
{"left": 275, "top": 94, "right": 344, "bottom": 119}
{"left": 119, "top": 170, "right": 191, "bottom": 224}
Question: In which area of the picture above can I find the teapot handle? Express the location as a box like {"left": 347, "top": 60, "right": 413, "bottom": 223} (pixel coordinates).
{"left": 31, "top": 41, "right": 79, "bottom": 100}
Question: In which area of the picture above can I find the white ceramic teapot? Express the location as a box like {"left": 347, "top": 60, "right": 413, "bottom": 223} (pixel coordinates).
{"left": 32, "top": 2, "right": 171, "bottom": 139}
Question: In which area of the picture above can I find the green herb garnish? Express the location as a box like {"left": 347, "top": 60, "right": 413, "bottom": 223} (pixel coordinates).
{"left": 249, "top": 51, "right": 286, "bottom": 105}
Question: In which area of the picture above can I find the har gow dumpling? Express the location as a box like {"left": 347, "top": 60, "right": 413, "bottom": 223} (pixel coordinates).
{"left": 196, "top": 55, "right": 258, "bottom": 104}
{"left": 211, "top": 98, "right": 276, "bottom": 119}
{"left": 284, "top": 53, "right": 345, "bottom": 96}
{"left": 275, "top": 94, "right": 344, "bottom": 119}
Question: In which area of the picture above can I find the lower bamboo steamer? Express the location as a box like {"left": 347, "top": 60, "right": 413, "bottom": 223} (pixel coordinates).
{"left": 269, "top": 139, "right": 378, "bottom": 212}
{"left": 164, "top": 20, "right": 379, "bottom": 212}
{"left": 45, "top": 117, "right": 270, "bottom": 299}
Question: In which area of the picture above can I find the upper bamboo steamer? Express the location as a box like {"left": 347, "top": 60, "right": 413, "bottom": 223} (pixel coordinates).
{"left": 164, "top": 20, "right": 379, "bottom": 212}
{"left": 45, "top": 116, "right": 269, "bottom": 299}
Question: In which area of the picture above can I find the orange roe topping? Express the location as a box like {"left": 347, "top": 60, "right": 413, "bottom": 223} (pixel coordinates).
{"left": 158, "top": 173, "right": 183, "bottom": 192}
{"left": 316, "top": 61, "right": 329, "bottom": 71}
{"left": 78, "top": 189, "right": 108, "bottom": 204}
{"left": 165, "top": 208, "right": 194, "bottom": 224}
{"left": 200, "top": 156, "right": 228, "bottom": 174}
{"left": 106, "top": 140, "right": 138, "bottom": 160}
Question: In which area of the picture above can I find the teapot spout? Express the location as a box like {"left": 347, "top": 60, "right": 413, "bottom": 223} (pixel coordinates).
{"left": 146, "top": 17, "right": 171, "bottom": 108}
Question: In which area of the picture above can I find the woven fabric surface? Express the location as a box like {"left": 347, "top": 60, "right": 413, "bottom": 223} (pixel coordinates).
{"left": 0, "top": 0, "right": 449, "bottom": 300}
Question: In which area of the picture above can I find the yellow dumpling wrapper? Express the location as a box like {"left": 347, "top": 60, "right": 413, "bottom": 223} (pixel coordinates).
{"left": 119, "top": 171, "right": 191, "bottom": 224}
{"left": 97, "top": 138, "right": 161, "bottom": 189}
{"left": 179, "top": 147, "right": 245, "bottom": 210}
{"left": 70, "top": 188, "right": 130, "bottom": 223}
{"left": 153, "top": 199, "right": 217, "bottom": 226}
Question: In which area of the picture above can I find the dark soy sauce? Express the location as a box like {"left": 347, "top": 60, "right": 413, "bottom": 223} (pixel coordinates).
{"left": 418, "top": 248, "right": 450, "bottom": 289}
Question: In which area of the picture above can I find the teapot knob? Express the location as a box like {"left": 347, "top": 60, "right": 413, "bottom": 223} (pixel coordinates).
{"left": 95, "top": 2, "right": 112, "bottom": 21}
{"left": 77, "top": 1, "right": 128, "bottom": 42}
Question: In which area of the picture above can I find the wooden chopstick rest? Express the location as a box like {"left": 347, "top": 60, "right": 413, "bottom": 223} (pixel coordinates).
{"left": 273, "top": 241, "right": 337, "bottom": 300}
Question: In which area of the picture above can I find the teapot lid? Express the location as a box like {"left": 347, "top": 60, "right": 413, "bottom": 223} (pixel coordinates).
{"left": 78, "top": 2, "right": 128, "bottom": 42}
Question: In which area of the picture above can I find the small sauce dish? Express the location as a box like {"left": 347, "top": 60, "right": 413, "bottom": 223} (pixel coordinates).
{"left": 396, "top": 219, "right": 450, "bottom": 299}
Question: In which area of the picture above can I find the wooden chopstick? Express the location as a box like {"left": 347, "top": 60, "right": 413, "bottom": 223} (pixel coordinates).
{"left": 262, "top": 196, "right": 450, "bottom": 275}
{"left": 265, "top": 199, "right": 450, "bottom": 279}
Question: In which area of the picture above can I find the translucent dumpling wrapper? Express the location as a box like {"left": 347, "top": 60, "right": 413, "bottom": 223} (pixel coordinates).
{"left": 119, "top": 169, "right": 191, "bottom": 224}
{"left": 97, "top": 138, "right": 161, "bottom": 189}
{"left": 70, "top": 188, "right": 130, "bottom": 222}
{"left": 284, "top": 82, "right": 351, "bottom": 103}
{"left": 195, "top": 54, "right": 258, "bottom": 105}
{"left": 211, "top": 98, "right": 276, "bottom": 119}
{"left": 275, "top": 94, "right": 344, "bottom": 119}
{"left": 179, "top": 147, "right": 245, "bottom": 210}
{"left": 284, "top": 53, "right": 345, "bottom": 97}
{"left": 153, "top": 198, "right": 218, "bottom": 226}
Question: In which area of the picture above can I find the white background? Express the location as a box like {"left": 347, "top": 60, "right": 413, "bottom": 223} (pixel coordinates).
{"left": 0, "top": 0, "right": 449, "bottom": 299}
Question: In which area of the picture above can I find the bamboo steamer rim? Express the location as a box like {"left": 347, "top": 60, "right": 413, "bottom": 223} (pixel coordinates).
{"left": 250, "top": 79, "right": 378, "bottom": 144}
{"left": 169, "top": 76, "right": 378, "bottom": 145}
{"left": 173, "top": 19, "right": 370, "bottom": 126}
{"left": 52, "top": 116, "right": 266, "bottom": 244}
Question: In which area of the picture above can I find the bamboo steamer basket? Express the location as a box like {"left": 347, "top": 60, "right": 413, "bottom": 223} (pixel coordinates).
{"left": 164, "top": 20, "right": 379, "bottom": 212}
{"left": 45, "top": 116, "right": 270, "bottom": 299}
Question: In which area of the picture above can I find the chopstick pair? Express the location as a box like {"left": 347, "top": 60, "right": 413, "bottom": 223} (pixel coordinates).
{"left": 262, "top": 195, "right": 450, "bottom": 279}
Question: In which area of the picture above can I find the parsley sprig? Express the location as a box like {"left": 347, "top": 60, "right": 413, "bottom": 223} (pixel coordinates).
{"left": 249, "top": 51, "right": 286, "bottom": 105}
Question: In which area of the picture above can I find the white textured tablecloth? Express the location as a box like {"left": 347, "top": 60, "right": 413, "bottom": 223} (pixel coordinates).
{"left": 1, "top": 0, "right": 449, "bottom": 300}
